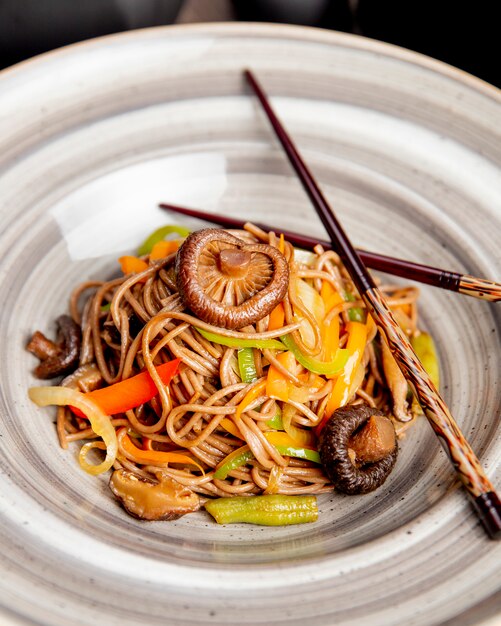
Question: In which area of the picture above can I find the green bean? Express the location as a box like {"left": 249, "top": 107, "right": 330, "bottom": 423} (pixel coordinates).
{"left": 205, "top": 494, "right": 318, "bottom": 525}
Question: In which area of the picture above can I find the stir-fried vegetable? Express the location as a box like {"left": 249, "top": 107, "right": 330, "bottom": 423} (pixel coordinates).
{"left": 71, "top": 359, "right": 180, "bottom": 418}
{"left": 345, "top": 291, "right": 366, "bottom": 323}
{"left": 265, "top": 408, "right": 283, "bottom": 430}
{"left": 149, "top": 240, "right": 180, "bottom": 260}
{"left": 28, "top": 386, "right": 117, "bottom": 475}
{"left": 214, "top": 429, "right": 320, "bottom": 479}
{"left": 281, "top": 404, "right": 316, "bottom": 448}
{"left": 205, "top": 494, "right": 318, "bottom": 525}
{"left": 214, "top": 446, "right": 254, "bottom": 479}
{"left": 319, "top": 321, "right": 368, "bottom": 431}
{"left": 411, "top": 332, "right": 440, "bottom": 389}
{"left": 235, "top": 379, "right": 267, "bottom": 419}
{"left": 137, "top": 224, "right": 190, "bottom": 256}
{"left": 118, "top": 256, "right": 149, "bottom": 275}
{"left": 381, "top": 339, "right": 410, "bottom": 422}
{"left": 280, "top": 334, "right": 348, "bottom": 375}
{"left": 196, "top": 328, "right": 284, "bottom": 351}
{"left": 266, "top": 350, "right": 297, "bottom": 402}
{"left": 266, "top": 431, "right": 320, "bottom": 463}
{"left": 120, "top": 431, "right": 204, "bottom": 473}
{"left": 237, "top": 347, "right": 258, "bottom": 383}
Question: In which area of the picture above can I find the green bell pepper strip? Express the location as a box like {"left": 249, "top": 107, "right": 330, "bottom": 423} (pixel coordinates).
{"left": 345, "top": 291, "right": 366, "bottom": 323}
{"left": 274, "top": 444, "right": 320, "bottom": 464}
{"left": 137, "top": 225, "right": 190, "bottom": 256}
{"left": 213, "top": 441, "right": 320, "bottom": 481}
{"left": 205, "top": 494, "right": 318, "bottom": 525}
{"left": 411, "top": 332, "right": 440, "bottom": 389}
{"left": 237, "top": 347, "right": 258, "bottom": 383}
{"left": 196, "top": 327, "right": 284, "bottom": 350}
{"left": 279, "top": 334, "right": 349, "bottom": 376}
{"left": 265, "top": 408, "right": 283, "bottom": 430}
{"left": 214, "top": 448, "right": 254, "bottom": 480}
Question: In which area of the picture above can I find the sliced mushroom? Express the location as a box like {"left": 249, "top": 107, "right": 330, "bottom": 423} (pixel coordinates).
{"left": 109, "top": 469, "right": 200, "bottom": 520}
{"left": 175, "top": 228, "right": 289, "bottom": 329}
{"left": 27, "top": 315, "right": 82, "bottom": 379}
{"left": 61, "top": 363, "right": 103, "bottom": 393}
{"left": 318, "top": 404, "right": 398, "bottom": 495}
{"left": 381, "top": 339, "right": 412, "bottom": 422}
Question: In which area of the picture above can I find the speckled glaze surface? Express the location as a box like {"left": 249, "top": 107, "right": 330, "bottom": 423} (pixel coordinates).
{"left": 0, "top": 23, "right": 499, "bottom": 626}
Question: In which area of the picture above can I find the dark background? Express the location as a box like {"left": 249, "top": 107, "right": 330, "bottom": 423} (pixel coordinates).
{"left": 0, "top": 0, "right": 499, "bottom": 88}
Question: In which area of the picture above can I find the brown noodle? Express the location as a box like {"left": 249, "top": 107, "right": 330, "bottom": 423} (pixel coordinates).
{"left": 60, "top": 225, "right": 420, "bottom": 497}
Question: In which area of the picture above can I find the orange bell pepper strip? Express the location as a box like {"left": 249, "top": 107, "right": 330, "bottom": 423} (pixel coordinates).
{"left": 118, "top": 255, "right": 149, "bottom": 275}
{"left": 220, "top": 379, "right": 267, "bottom": 437}
{"left": 121, "top": 432, "right": 204, "bottom": 472}
{"left": 268, "top": 302, "right": 285, "bottom": 331}
{"left": 266, "top": 350, "right": 297, "bottom": 402}
{"left": 235, "top": 379, "right": 267, "bottom": 420}
{"left": 320, "top": 281, "right": 343, "bottom": 374}
{"left": 71, "top": 358, "right": 180, "bottom": 417}
{"left": 317, "top": 321, "right": 368, "bottom": 433}
{"left": 149, "top": 240, "right": 180, "bottom": 261}
{"left": 220, "top": 418, "right": 244, "bottom": 439}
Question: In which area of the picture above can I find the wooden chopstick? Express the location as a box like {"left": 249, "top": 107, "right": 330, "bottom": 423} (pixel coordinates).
{"left": 244, "top": 68, "right": 501, "bottom": 539}
{"left": 158, "top": 202, "right": 501, "bottom": 302}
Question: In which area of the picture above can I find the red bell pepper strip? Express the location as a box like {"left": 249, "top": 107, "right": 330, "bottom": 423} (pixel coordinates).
{"left": 71, "top": 358, "right": 180, "bottom": 417}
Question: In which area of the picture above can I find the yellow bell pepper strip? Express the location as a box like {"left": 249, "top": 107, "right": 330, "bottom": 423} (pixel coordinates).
{"left": 318, "top": 321, "right": 368, "bottom": 433}
{"left": 149, "top": 239, "right": 180, "bottom": 261}
{"left": 237, "top": 347, "right": 258, "bottom": 383}
{"left": 320, "top": 281, "right": 343, "bottom": 311}
{"left": 196, "top": 327, "right": 284, "bottom": 351}
{"left": 411, "top": 332, "right": 440, "bottom": 389}
{"left": 137, "top": 224, "right": 190, "bottom": 256}
{"left": 118, "top": 255, "right": 149, "bottom": 275}
{"left": 220, "top": 418, "right": 244, "bottom": 439}
{"left": 266, "top": 350, "right": 297, "bottom": 402}
{"left": 205, "top": 494, "right": 318, "bottom": 525}
{"left": 320, "top": 282, "right": 343, "bottom": 375}
{"left": 28, "top": 386, "right": 117, "bottom": 475}
{"left": 71, "top": 358, "right": 180, "bottom": 418}
{"left": 264, "top": 431, "right": 321, "bottom": 463}
{"left": 214, "top": 445, "right": 253, "bottom": 479}
{"left": 120, "top": 431, "right": 204, "bottom": 473}
{"left": 235, "top": 379, "right": 267, "bottom": 420}
{"left": 280, "top": 334, "right": 349, "bottom": 376}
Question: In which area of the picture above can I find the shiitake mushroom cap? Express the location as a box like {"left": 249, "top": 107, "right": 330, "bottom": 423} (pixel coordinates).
{"left": 318, "top": 404, "right": 398, "bottom": 495}
{"left": 175, "top": 228, "right": 289, "bottom": 329}
{"left": 27, "top": 314, "right": 82, "bottom": 379}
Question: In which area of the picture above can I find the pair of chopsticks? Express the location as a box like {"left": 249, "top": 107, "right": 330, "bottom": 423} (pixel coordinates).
{"left": 161, "top": 69, "right": 501, "bottom": 539}
{"left": 159, "top": 202, "right": 501, "bottom": 303}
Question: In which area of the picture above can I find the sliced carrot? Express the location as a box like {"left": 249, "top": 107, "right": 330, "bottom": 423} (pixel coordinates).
{"left": 121, "top": 432, "right": 204, "bottom": 472}
{"left": 71, "top": 359, "right": 180, "bottom": 417}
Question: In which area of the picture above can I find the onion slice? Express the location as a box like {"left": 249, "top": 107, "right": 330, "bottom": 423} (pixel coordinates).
{"left": 28, "top": 386, "right": 117, "bottom": 475}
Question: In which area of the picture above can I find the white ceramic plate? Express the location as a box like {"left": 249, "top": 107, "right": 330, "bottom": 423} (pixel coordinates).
{"left": 0, "top": 23, "right": 499, "bottom": 626}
